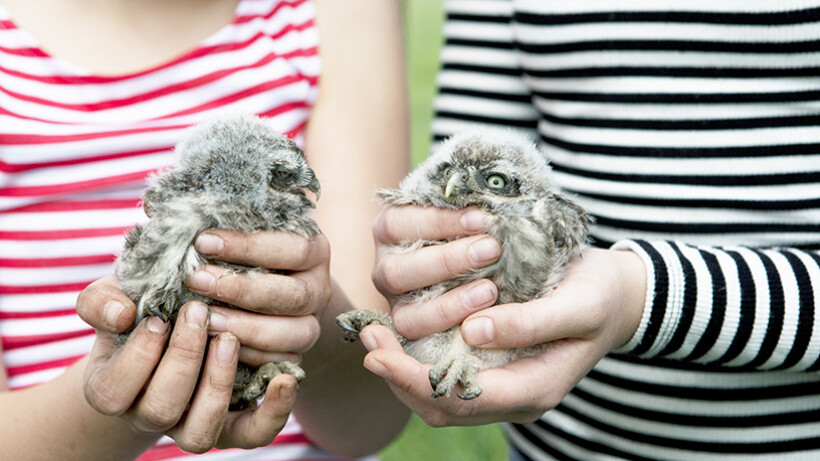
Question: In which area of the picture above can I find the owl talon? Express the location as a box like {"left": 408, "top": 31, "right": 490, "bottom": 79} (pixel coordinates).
{"left": 336, "top": 310, "right": 407, "bottom": 345}
{"left": 144, "top": 304, "right": 166, "bottom": 322}
{"left": 230, "top": 361, "right": 305, "bottom": 411}
{"left": 428, "top": 354, "right": 482, "bottom": 399}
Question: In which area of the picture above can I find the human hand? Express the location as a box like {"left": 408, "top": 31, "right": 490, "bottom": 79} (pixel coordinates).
{"left": 371, "top": 205, "right": 502, "bottom": 338}
{"left": 78, "top": 229, "right": 329, "bottom": 452}
{"left": 360, "top": 248, "right": 646, "bottom": 427}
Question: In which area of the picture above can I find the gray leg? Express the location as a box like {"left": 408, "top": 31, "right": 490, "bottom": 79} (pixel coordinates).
{"left": 230, "top": 361, "right": 305, "bottom": 410}
{"left": 336, "top": 309, "right": 407, "bottom": 345}
{"left": 428, "top": 354, "right": 482, "bottom": 400}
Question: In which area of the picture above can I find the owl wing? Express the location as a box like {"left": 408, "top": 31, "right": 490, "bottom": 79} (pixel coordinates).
{"left": 533, "top": 192, "right": 590, "bottom": 255}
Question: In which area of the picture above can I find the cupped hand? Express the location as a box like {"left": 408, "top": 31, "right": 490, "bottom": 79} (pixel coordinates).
{"left": 360, "top": 248, "right": 646, "bottom": 427}
{"left": 77, "top": 228, "right": 330, "bottom": 452}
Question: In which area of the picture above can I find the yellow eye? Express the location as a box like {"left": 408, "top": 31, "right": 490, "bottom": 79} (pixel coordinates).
{"left": 486, "top": 174, "right": 506, "bottom": 189}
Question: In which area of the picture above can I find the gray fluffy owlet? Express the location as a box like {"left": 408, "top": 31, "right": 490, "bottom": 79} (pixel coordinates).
{"left": 337, "top": 130, "right": 589, "bottom": 399}
{"left": 115, "top": 114, "right": 321, "bottom": 410}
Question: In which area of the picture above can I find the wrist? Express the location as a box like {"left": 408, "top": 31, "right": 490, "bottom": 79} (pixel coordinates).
{"left": 610, "top": 247, "right": 649, "bottom": 351}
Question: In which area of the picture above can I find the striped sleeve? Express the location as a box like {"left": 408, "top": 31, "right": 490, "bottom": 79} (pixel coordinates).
{"left": 614, "top": 240, "right": 820, "bottom": 371}
{"left": 432, "top": 0, "right": 539, "bottom": 142}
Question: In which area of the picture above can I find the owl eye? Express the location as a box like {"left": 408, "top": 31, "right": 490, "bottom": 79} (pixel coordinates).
{"left": 486, "top": 174, "right": 506, "bottom": 189}
{"left": 270, "top": 167, "right": 295, "bottom": 187}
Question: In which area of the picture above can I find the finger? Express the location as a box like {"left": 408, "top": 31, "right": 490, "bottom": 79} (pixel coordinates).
{"left": 167, "top": 333, "right": 238, "bottom": 454}
{"left": 195, "top": 230, "right": 329, "bottom": 272}
{"left": 207, "top": 305, "right": 319, "bottom": 354}
{"left": 127, "top": 302, "right": 210, "bottom": 432}
{"left": 187, "top": 265, "right": 328, "bottom": 316}
{"left": 76, "top": 275, "right": 137, "bottom": 333}
{"left": 391, "top": 279, "right": 498, "bottom": 339}
{"left": 238, "top": 346, "right": 302, "bottom": 367}
{"left": 373, "top": 235, "right": 501, "bottom": 295}
{"left": 84, "top": 316, "right": 170, "bottom": 416}
{"left": 461, "top": 295, "right": 597, "bottom": 349}
{"left": 218, "top": 373, "right": 297, "bottom": 449}
{"left": 359, "top": 324, "right": 407, "bottom": 353}
{"left": 373, "top": 205, "right": 488, "bottom": 244}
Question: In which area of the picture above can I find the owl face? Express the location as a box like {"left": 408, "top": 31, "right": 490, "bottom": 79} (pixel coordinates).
{"left": 427, "top": 156, "right": 520, "bottom": 208}
{"left": 264, "top": 145, "right": 321, "bottom": 200}
{"left": 402, "top": 130, "right": 553, "bottom": 209}
{"left": 145, "top": 115, "right": 320, "bottom": 214}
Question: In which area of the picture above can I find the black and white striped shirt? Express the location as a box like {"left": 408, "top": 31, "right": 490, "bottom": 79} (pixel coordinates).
{"left": 432, "top": 1, "right": 820, "bottom": 459}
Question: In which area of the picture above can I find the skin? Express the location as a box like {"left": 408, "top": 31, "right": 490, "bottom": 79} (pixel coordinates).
{"left": 0, "top": 0, "right": 409, "bottom": 458}
{"left": 364, "top": 206, "right": 647, "bottom": 427}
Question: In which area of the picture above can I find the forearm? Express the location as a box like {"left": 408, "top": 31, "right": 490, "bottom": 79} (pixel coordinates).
{"left": 0, "top": 357, "right": 158, "bottom": 461}
{"left": 294, "top": 282, "right": 410, "bottom": 457}
{"left": 308, "top": 0, "right": 409, "bottom": 311}
{"left": 615, "top": 240, "right": 820, "bottom": 370}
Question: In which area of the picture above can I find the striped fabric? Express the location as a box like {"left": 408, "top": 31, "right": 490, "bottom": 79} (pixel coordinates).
{"left": 434, "top": 1, "right": 820, "bottom": 459}
{"left": 0, "top": 1, "right": 361, "bottom": 459}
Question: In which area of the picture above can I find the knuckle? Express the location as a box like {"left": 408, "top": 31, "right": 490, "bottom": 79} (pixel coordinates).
{"left": 167, "top": 339, "right": 205, "bottom": 363}
{"left": 433, "top": 297, "right": 457, "bottom": 328}
{"left": 291, "top": 237, "right": 312, "bottom": 267}
{"left": 378, "top": 208, "right": 404, "bottom": 244}
{"left": 390, "top": 306, "right": 414, "bottom": 338}
{"left": 298, "top": 318, "right": 321, "bottom": 351}
{"left": 378, "top": 259, "right": 406, "bottom": 295}
{"left": 288, "top": 279, "right": 313, "bottom": 315}
{"left": 177, "top": 434, "right": 215, "bottom": 454}
{"left": 140, "top": 400, "right": 182, "bottom": 430}
{"left": 84, "top": 377, "right": 128, "bottom": 416}
{"left": 207, "top": 363, "right": 237, "bottom": 393}
{"left": 441, "top": 241, "right": 468, "bottom": 275}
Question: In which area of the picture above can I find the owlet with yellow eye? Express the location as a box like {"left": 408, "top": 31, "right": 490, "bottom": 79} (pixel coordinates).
{"left": 337, "top": 130, "right": 590, "bottom": 400}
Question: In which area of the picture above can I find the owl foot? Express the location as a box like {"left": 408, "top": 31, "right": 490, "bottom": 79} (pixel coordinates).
{"left": 139, "top": 290, "right": 182, "bottom": 323}
{"left": 230, "top": 361, "right": 305, "bottom": 411}
{"left": 429, "top": 354, "right": 482, "bottom": 400}
{"left": 336, "top": 309, "right": 407, "bottom": 345}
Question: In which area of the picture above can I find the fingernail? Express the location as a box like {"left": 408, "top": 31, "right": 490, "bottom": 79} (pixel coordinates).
{"left": 147, "top": 316, "right": 169, "bottom": 335}
{"left": 186, "top": 302, "right": 208, "bottom": 328}
{"left": 103, "top": 300, "right": 126, "bottom": 330}
{"left": 468, "top": 238, "right": 501, "bottom": 265}
{"left": 216, "top": 334, "right": 237, "bottom": 364}
{"left": 188, "top": 270, "right": 214, "bottom": 292}
{"left": 364, "top": 356, "right": 389, "bottom": 378}
{"left": 280, "top": 382, "right": 297, "bottom": 401}
{"left": 195, "top": 233, "right": 223, "bottom": 255}
{"left": 460, "top": 209, "right": 487, "bottom": 232}
{"left": 462, "top": 283, "right": 496, "bottom": 310}
{"left": 360, "top": 331, "right": 378, "bottom": 351}
{"left": 209, "top": 311, "right": 228, "bottom": 332}
{"left": 462, "top": 317, "right": 494, "bottom": 346}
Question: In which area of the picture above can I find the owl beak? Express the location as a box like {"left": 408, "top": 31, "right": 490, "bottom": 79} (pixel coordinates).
{"left": 445, "top": 169, "right": 469, "bottom": 198}
{"left": 306, "top": 169, "right": 321, "bottom": 201}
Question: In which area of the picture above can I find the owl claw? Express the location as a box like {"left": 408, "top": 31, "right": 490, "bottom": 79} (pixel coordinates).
{"left": 335, "top": 310, "right": 407, "bottom": 345}
{"left": 145, "top": 304, "right": 167, "bottom": 322}
{"left": 230, "top": 361, "right": 305, "bottom": 411}
{"left": 428, "top": 354, "right": 482, "bottom": 399}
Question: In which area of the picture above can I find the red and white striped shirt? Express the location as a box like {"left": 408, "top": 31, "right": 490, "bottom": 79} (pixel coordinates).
{"left": 0, "top": 1, "right": 362, "bottom": 459}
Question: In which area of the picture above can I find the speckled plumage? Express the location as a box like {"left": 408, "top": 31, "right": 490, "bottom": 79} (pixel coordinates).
{"left": 338, "top": 130, "right": 589, "bottom": 399}
{"left": 115, "top": 114, "right": 321, "bottom": 410}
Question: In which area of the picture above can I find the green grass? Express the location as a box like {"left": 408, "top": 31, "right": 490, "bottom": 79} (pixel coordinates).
{"left": 378, "top": 2, "right": 510, "bottom": 460}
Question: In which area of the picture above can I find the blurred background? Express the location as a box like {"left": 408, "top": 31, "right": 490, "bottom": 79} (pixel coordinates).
{"left": 378, "top": 1, "right": 509, "bottom": 460}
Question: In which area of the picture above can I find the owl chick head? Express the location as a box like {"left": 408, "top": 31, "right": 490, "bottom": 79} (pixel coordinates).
{"left": 143, "top": 114, "right": 320, "bottom": 214}
{"left": 395, "top": 129, "right": 554, "bottom": 210}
